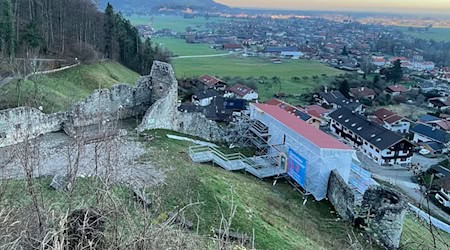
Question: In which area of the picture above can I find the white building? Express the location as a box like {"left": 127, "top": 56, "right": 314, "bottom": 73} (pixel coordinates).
{"left": 372, "top": 108, "right": 411, "bottom": 134}
{"left": 250, "top": 103, "right": 355, "bottom": 200}
{"left": 225, "top": 84, "right": 258, "bottom": 101}
{"left": 329, "top": 107, "right": 414, "bottom": 166}
{"left": 281, "top": 51, "right": 304, "bottom": 59}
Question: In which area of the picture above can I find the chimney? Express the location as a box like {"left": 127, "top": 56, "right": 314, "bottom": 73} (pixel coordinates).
{"left": 324, "top": 86, "right": 328, "bottom": 93}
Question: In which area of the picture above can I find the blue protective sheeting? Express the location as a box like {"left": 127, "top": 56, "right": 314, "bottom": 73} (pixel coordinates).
{"left": 287, "top": 148, "right": 307, "bottom": 188}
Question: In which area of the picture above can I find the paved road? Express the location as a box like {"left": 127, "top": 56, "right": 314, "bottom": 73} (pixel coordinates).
{"left": 357, "top": 152, "right": 450, "bottom": 223}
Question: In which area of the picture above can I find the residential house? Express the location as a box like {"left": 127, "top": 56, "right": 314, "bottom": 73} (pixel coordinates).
{"left": 198, "top": 75, "right": 227, "bottom": 90}
{"left": 418, "top": 114, "right": 441, "bottom": 124}
{"left": 428, "top": 97, "right": 450, "bottom": 110}
{"left": 179, "top": 97, "right": 246, "bottom": 122}
{"left": 192, "top": 89, "right": 221, "bottom": 107}
{"left": 225, "top": 84, "right": 259, "bottom": 101}
{"left": 304, "top": 105, "right": 331, "bottom": 117}
{"left": 265, "top": 98, "right": 322, "bottom": 128}
{"left": 350, "top": 87, "right": 376, "bottom": 100}
{"left": 329, "top": 107, "right": 414, "bottom": 166}
{"left": 315, "top": 90, "right": 365, "bottom": 113}
{"left": 415, "top": 80, "right": 435, "bottom": 92}
{"left": 384, "top": 85, "right": 408, "bottom": 96}
{"left": 372, "top": 58, "right": 387, "bottom": 67}
{"left": 410, "top": 123, "right": 450, "bottom": 153}
{"left": 371, "top": 108, "right": 411, "bottom": 134}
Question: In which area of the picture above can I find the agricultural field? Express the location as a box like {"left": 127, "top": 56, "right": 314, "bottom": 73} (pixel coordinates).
{"left": 128, "top": 15, "right": 240, "bottom": 32}
{"left": 127, "top": 15, "right": 345, "bottom": 105}
{"left": 152, "top": 37, "right": 222, "bottom": 56}
{"left": 397, "top": 26, "right": 450, "bottom": 42}
{"left": 172, "top": 55, "right": 342, "bottom": 104}
{"left": 0, "top": 61, "right": 140, "bottom": 113}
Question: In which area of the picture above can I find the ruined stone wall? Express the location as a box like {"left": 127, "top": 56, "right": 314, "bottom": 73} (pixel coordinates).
{"left": 0, "top": 107, "right": 67, "bottom": 147}
{"left": 360, "top": 187, "right": 407, "bottom": 250}
{"left": 137, "top": 61, "right": 228, "bottom": 142}
{"left": 327, "top": 171, "right": 407, "bottom": 250}
{"left": 327, "top": 170, "right": 356, "bottom": 221}
{"left": 67, "top": 76, "right": 153, "bottom": 128}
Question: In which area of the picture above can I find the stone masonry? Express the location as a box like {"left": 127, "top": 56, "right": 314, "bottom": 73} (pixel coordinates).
{"left": 137, "top": 62, "right": 228, "bottom": 141}
{"left": 0, "top": 107, "right": 67, "bottom": 147}
{"left": 327, "top": 170, "right": 407, "bottom": 249}
{"left": 1, "top": 61, "right": 229, "bottom": 147}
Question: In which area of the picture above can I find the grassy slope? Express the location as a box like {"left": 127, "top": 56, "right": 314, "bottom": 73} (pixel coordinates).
{"left": 397, "top": 26, "right": 450, "bottom": 42}
{"left": 143, "top": 130, "right": 450, "bottom": 249}
{"left": 0, "top": 61, "right": 140, "bottom": 113}
{"left": 1, "top": 130, "right": 448, "bottom": 249}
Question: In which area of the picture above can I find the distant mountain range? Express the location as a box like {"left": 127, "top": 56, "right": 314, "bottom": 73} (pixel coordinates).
{"left": 99, "top": 0, "right": 229, "bottom": 12}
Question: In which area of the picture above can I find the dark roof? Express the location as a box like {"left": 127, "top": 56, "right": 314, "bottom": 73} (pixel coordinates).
{"left": 318, "top": 90, "right": 345, "bottom": 104}
{"left": 430, "top": 165, "right": 450, "bottom": 178}
{"left": 411, "top": 124, "right": 450, "bottom": 143}
{"left": 265, "top": 46, "right": 299, "bottom": 53}
{"left": 329, "top": 107, "right": 410, "bottom": 150}
{"left": 416, "top": 81, "right": 434, "bottom": 89}
{"left": 433, "top": 177, "right": 450, "bottom": 191}
{"left": 418, "top": 114, "right": 440, "bottom": 123}
{"left": 424, "top": 141, "right": 445, "bottom": 151}
{"left": 223, "top": 98, "right": 246, "bottom": 110}
{"left": 223, "top": 44, "right": 243, "bottom": 49}
{"left": 429, "top": 97, "right": 450, "bottom": 107}
{"left": 340, "top": 99, "right": 363, "bottom": 111}
{"left": 193, "top": 89, "right": 221, "bottom": 99}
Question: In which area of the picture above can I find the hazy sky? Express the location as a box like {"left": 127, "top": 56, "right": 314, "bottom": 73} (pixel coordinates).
{"left": 216, "top": 0, "right": 450, "bottom": 14}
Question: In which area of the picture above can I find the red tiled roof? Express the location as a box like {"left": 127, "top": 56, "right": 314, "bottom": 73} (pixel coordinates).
{"left": 373, "top": 108, "right": 404, "bottom": 124}
{"left": 253, "top": 103, "right": 350, "bottom": 150}
{"left": 436, "top": 120, "right": 450, "bottom": 131}
{"left": 385, "top": 114, "right": 403, "bottom": 124}
{"left": 198, "top": 75, "right": 223, "bottom": 87}
{"left": 226, "top": 84, "right": 254, "bottom": 97}
{"left": 350, "top": 87, "right": 375, "bottom": 98}
{"left": 385, "top": 85, "right": 408, "bottom": 93}
{"left": 373, "top": 58, "right": 386, "bottom": 63}
{"left": 373, "top": 108, "right": 395, "bottom": 120}
{"left": 305, "top": 105, "right": 330, "bottom": 115}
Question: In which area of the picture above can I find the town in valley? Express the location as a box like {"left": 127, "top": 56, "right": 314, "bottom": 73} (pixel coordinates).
{"left": 0, "top": 0, "right": 450, "bottom": 249}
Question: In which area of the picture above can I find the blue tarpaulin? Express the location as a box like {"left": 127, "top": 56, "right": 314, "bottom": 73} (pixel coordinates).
{"left": 287, "top": 148, "right": 307, "bottom": 188}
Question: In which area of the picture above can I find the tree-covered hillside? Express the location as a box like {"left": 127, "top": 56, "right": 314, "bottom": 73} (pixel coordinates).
{"left": 98, "top": 0, "right": 229, "bottom": 13}
{"left": 0, "top": 0, "right": 169, "bottom": 76}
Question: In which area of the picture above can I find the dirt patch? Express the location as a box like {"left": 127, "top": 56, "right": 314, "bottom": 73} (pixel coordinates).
{"left": 0, "top": 131, "right": 165, "bottom": 187}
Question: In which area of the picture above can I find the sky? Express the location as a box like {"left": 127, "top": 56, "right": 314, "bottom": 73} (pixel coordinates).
{"left": 216, "top": 0, "right": 450, "bottom": 14}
